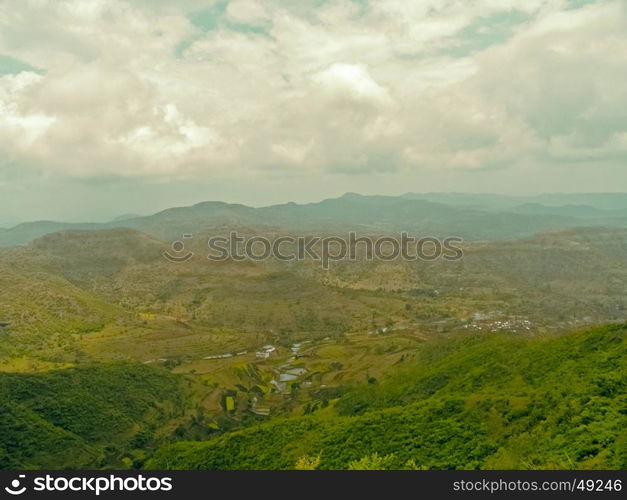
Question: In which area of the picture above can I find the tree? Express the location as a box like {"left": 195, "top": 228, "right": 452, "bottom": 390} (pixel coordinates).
{"left": 295, "top": 452, "right": 322, "bottom": 470}
{"left": 347, "top": 453, "right": 395, "bottom": 470}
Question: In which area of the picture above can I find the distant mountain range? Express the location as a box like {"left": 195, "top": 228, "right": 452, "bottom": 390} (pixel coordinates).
{"left": 1, "top": 192, "right": 626, "bottom": 247}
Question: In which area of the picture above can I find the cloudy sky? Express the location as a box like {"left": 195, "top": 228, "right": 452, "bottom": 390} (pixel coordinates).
{"left": 1, "top": 0, "right": 626, "bottom": 224}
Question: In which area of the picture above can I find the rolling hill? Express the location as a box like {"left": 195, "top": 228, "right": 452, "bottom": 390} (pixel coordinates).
{"left": 0, "top": 198, "right": 625, "bottom": 471}
{"left": 0, "top": 362, "right": 190, "bottom": 469}
{"left": 147, "top": 323, "right": 626, "bottom": 470}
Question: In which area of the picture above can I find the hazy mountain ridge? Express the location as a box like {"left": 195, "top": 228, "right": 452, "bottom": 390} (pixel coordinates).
{"left": 2, "top": 193, "right": 627, "bottom": 247}
{"left": 401, "top": 192, "right": 627, "bottom": 210}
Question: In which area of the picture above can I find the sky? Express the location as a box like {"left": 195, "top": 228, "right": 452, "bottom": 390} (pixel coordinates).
{"left": 0, "top": 0, "right": 626, "bottom": 224}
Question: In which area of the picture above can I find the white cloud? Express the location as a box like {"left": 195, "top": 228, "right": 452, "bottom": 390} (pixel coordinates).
{"left": 0, "top": 0, "right": 624, "bottom": 188}
{"left": 271, "top": 138, "right": 315, "bottom": 164}
{"left": 226, "top": 0, "right": 270, "bottom": 26}
{"left": 313, "top": 63, "right": 393, "bottom": 106}
{"left": 0, "top": 72, "right": 56, "bottom": 149}
{"left": 112, "top": 103, "right": 219, "bottom": 160}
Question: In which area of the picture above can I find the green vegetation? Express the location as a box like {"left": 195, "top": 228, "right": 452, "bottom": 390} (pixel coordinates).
{"left": 0, "top": 363, "right": 189, "bottom": 469}
{"left": 0, "top": 203, "right": 625, "bottom": 471}
{"left": 147, "top": 324, "right": 626, "bottom": 470}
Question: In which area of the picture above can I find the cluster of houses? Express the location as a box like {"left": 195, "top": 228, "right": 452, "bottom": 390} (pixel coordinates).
{"left": 368, "top": 326, "right": 391, "bottom": 335}
{"left": 203, "top": 350, "right": 248, "bottom": 360}
{"left": 270, "top": 366, "right": 308, "bottom": 394}
{"left": 463, "top": 314, "right": 534, "bottom": 332}
{"left": 250, "top": 397, "right": 271, "bottom": 416}
{"left": 204, "top": 353, "right": 233, "bottom": 360}
{"left": 255, "top": 344, "right": 276, "bottom": 360}
{"left": 204, "top": 341, "right": 314, "bottom": 418}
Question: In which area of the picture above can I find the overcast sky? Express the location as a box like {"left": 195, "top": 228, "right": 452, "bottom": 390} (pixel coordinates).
{"left": 1, "top": 0, "right": 626, "bottom": 224}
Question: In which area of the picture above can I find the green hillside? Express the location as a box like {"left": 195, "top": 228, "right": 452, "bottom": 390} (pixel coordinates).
{"left": 147, "top": 324, "right": 626, "bottom": 470}
{"left": 0, "top": 363, "right": 188, "bottom": 469}
{"left": 1, "top": 226, "right": 625, "bottom": 471}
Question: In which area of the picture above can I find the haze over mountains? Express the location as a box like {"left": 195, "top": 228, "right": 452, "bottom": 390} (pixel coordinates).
{"left": 2, "top": 192, "right": 627, "bottom": 248}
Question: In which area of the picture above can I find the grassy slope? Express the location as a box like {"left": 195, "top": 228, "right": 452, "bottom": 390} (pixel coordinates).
{"left": 147, "top": 324, "right": 626, "bottom": 470}
{"left": 0, "top": 363, "right": 187, "bottom": 469}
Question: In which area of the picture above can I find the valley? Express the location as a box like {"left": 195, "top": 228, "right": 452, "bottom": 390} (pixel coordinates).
{"left": 0, "top": 195, "right": 625, "bottom": 469}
